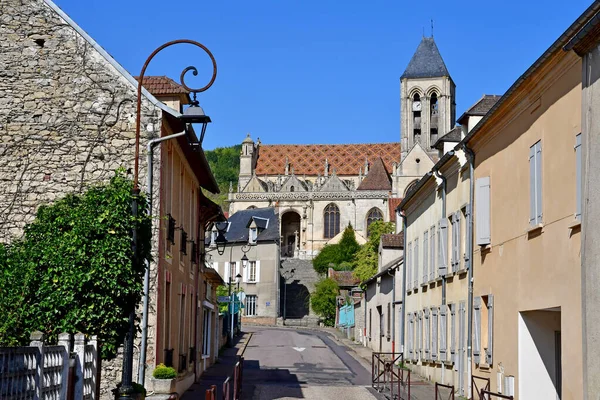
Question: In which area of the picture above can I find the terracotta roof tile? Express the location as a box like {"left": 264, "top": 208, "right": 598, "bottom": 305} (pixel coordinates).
{"left": 135, "top": 76, "right": 190, "bottom": 95}
{"left": 388, "top": 198, "right": 402, "bottom": 222}
{"left": 357, "top": 157, "right": 392, "bottom": 191}
{"left": 329, "top": 270, "right": 360, "bottom": 287}
{"left": 255, "top": 143, "right": 400, "bottom": 176}
{"left": 381, "top": 234, "right": 404, "bottom": 249}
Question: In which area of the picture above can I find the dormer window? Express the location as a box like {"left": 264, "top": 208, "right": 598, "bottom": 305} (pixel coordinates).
{"left": 249, "top": 227, "right": 258, "bottom": 244}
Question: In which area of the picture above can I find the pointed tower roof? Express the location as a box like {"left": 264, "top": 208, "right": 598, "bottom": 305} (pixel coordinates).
{"left": 401, "top": 37, "right": 450, "bottom": 80}
{"left": 357, "top": 158, "right": 392, "bottom": 191}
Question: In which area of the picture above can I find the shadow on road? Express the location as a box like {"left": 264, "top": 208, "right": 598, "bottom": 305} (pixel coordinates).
{"left": 242, "top": 359, "right": 303, "bottom": 399}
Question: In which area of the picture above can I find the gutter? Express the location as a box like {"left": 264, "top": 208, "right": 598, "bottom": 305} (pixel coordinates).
{"left": 462, "top": 142, "right": 476, "bottom": 399}
{"left": 401, "top": 211, "right": 408, "bottom": 355}
{"left": 388, "top": 268, "right": 396, "bottom": 356}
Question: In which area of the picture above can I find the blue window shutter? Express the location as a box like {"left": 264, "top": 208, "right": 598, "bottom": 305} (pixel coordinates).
{"left": 439, "top": 218, "right": 448, "bottom": 275}
{"left": 529, "top": 145, "right": 536, "bottom": 225}
{"left": 440, "top": 305, "right": 447, "bottom": 362}
{"left": 474, "top": 297, "right": 482, "bottom": 364}
{"left": 476, "top": 177, "right": 491, "bottom": 245}
{"left": 486, "top": 295, "right": 494, "bottom": 365}
{"left": 536, "top": 141, "right": 543, "bottom": 224}
{"left": 423, "top": 232, "right": 428, "bottom": 283}
{"left": 430, "top": 228, "right": 436, "bottom": 281}
{"left": 576, "top": 134, "right": 582, "bottom": 220}
{"left": 414, "top": 238, "right": 419, "bottom": 289}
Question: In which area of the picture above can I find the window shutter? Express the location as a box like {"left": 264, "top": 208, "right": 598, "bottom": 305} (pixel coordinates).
{"left": 407, "top": 242, "right": 412, "bottom": 292}
{"left": 486, "top": 295, "right": 494, "bottom": 365}
{"left": 414, "top": 238, "right": 419, "bottom": 288}
{"left": 424, "top": 309, "right": 430, "bottom": 359}
{"left": 243, "top": 262, "right": 249, "bottom": 283}
{"left": 440, "top": 305, "right": 447, "bottom": 362}
{"left": 450, "top": 214, "right": 456, "bottom": 270}
{"left": 456, "top": 212, "right": 462, "bottom": 271}
{"left": 458, "top": 302, "right": 466, "bottom": 369}
{"left": 476, "top": 177, "right": 491, "bottom": 245}
{"left": 464, "top": 205, "right": 471, "bottom": 270}
{"left": 408, "top": 313, "right": 413, "bottom": 358}
{"left": 529, "top": 145, "right": 536, "bottom": 225}
{"left": 576, "top": 134, "right": 582, "bottom": 220}
{"left": 224, "top": 262, "right": 230, "bottom": 283}
{"left": 474, "top": 296, "right": 482, "bottom": 364}
{"left": 432, "top": 307, "right": 438, "bottom": 360}
{"left": 450, "top": 304, "right": 456, "bottom": 363}
{"left": 423, "top": 232, "right": 428, "bottom": 283}
{"left": 536, "top": 141, "right": 543, "bottom": 224}
{"left": 416, "top": 311, "right": 421, "bottom": 359}
{"left": 439, "top": 219, "right": 448, "bottom": 276}
{"left": 256, "top": 261, "right": 261, "bottom": 283}
{"left": 387, "top": 303, "right": 391, "bottom": 338}
{"left": 430, "top": 228, "right": 436, "bottom": 281}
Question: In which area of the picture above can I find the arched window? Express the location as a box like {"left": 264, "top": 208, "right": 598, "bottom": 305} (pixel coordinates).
{"left": 324, "top": 203, "right": 340, "bottom": 239}
{"left": 290, "top": 186, "right": 295, "bottom": 192}
{"left": 404, "top": 180, "right": 419, "bottom": 197}
{"left": 412, "top": 93, "right": 422, "bottom": 144}
{"left": 366, "top": 208, "right": 384, "bottom": 236}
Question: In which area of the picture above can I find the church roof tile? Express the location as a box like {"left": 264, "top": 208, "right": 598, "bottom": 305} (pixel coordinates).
{"left": 357, "top": 157, "right": 392, "bottom": 191}
{"left": 255, "top": 143, "right": 400, "bottom": 176}
{"left": 401, "top": 37, "right": 450, "bottom": 80}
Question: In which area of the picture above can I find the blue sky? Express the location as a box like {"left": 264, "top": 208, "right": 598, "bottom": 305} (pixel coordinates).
{"left": 53, "top": 0, "right": 592, "bottom": 150}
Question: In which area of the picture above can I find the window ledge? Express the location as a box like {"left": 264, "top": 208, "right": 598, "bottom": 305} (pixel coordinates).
{"left": 568, "top": 219, "right": 581, "bottom": 230}
{"left": 436, "top": 276, "right": 443, "bottom": 282}
{"left": 247, "top": 281, "right": 257, "bottom": 284}
{"left": 527, "top": 223, "right": 544, "bottom": 235}
{"left": 420, "top": 282, "right": 428, "bottom": 288}
{"left": 456, "top": 267, "right": 468, "bottom": 275}
{"left": 480, "top": 244, "right": 492, "bottom": 252}
{"left": 478, "top": 363, "right": 491, "bottom": 370}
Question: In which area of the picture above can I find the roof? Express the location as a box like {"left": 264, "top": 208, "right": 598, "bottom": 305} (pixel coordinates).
{"left": 328, "top": 269, "right": 361, "bottom": 288}
{"left": 463, "top": 1, "right": 600, "bottom": 147}
{"left": 362, "top": 256, "right": 403, "bottom": 286}
{"left": 254, "top": 143, "right": 401, "bottom": 176}
{"left": 135, "top": 76, "right": 190, "bottom": 95}
{"left": 433, "top": 126, "right": 462, "bottom": 149}
{"left": 326, "top": 229, "right": 367, "bottom": 246}
{"left": 388, "top": 198, "right": 402, "bottom": 222}
{"left": 357, "top": 158, "right": 392, "bottom": 191}
{"left": 381, "top": 234, "right": 404, "bottom": 249}
{"left": 212, "top": 207, "right": 279, "bottom": 244}
{"left": 401, "top": 37, "right": 451, "bottom": 80}
{"left": 457, "top": 95, "right": 502, "bottom": 124}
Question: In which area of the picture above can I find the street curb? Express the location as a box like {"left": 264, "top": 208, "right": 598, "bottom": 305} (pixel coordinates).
{"left": 237, "top": 332, "right": 253, "bottom": 357}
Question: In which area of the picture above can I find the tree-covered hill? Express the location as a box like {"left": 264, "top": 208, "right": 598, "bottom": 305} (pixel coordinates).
{"left": 204, "top": 145, "right": 241, "bottom": 208}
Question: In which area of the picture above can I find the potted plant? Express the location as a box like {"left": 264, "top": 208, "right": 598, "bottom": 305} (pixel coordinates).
{"left": 112, "top": 382, "right": 146, "bottom": 400}
{"left": 150, "top": 363, "right": 177, "bottom": 394}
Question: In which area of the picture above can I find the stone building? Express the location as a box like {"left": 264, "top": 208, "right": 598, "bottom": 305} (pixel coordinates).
{"left": 0, "top": 0, "right": 224, "bottom": 397}
{"left": 228, "top": 36, "right": 457, "bottom": 260}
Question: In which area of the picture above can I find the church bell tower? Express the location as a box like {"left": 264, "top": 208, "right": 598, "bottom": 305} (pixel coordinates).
{"left": 400, "top": 37, "right": 456, "bottom": 160}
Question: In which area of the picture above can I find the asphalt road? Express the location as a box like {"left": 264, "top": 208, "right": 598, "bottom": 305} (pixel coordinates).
{"left": 241, "top": 327, "right": 382, "bottom": 400}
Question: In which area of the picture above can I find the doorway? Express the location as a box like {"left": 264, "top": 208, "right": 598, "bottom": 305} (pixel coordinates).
{"left": 281, "top": 211, "right": 301, "bottom": 257}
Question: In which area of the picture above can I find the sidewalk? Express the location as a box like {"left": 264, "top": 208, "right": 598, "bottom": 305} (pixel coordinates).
{"left": 179, "top": 332, "right": 252, "bottom": 400}
{"left": 320, "top": 327, "right": 437, "bottom": 400}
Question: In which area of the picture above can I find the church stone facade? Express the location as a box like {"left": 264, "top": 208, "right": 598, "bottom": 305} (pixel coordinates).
{"left": 229, "top": 36, "right": 455, "bottom": 259}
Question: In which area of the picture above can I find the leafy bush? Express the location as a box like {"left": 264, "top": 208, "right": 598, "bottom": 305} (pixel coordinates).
{"left": 353, "top": 221, "right": 395, "bottom": 284}
{"left": 152, "top": 363, "right": 177, "bottom": 379}
{"left": 0, "top": 170, "right": 151, "bottom": 360}
{"left": 312, "top": 225, "right": 359, "bottom": 273}
{"left": 204, "top": 145, "right": 241, "bottom": 207}
{"left": 310, "top": 278, "right": 339, "bottom": 326}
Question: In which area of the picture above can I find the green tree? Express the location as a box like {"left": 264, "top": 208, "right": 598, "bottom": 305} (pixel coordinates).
{"left": 312, "top": 225, "right": 360, "bottom": 273}
{"left": 353, "top": 221, "right": 395, "bottom": 284}
{"left": 310, "top": 278, "right": 339, "bottom": 326}
{"left": 204, "top": 145, "right": 242, "bottom": 208}
{"left": 0, "top": 170, "right": 151, "bottom": 359}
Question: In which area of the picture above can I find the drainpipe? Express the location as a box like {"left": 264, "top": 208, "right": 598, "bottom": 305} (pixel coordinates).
{"left": 138, "top": 130, "right": 187, "bottom": 386}
{"left": 400, "top": 211, "right": 408, "bottom": 354}
{"left": 364, "top": 286, "right": 368, "bottom": 346}
{"left": 433, "top": 166, "right": 447, "bottom": 384}
{"left": 387, "top": 268, "right": 396, "bottom": 356}
{"left": 462, "top": 143, "right": 476, "bottom": 399}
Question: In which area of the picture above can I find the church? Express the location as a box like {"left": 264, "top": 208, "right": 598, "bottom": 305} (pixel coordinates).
{"left": 228, "top": 36, "right": 458, "bottom": 259}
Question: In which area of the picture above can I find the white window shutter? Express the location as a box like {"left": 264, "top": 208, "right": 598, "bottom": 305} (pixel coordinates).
{"left": 450, "top": 304, "right": 456, "bottom": 363}
{"left": 224, "top": 262, "right": 230, "bottom": 283}
{"left": 235, "top": 261, "right": 240, "bottom": 278}
{"left": 432, "top": 307, "right": 438, "bottom": 360}
{"left": 414, "top": 238, "right": 419, "bottom": 288}
{"left": 256, "top": 260, "right": 261, "bottom": 283}
{"left": 416, "top": 311, "right": 421, "bottom": 359}
{"left": 456, "top": 212, "right": 462, "bottom": 271}
{"left": 576, "top": 134, "right": 582, "bottom": 220}
{"left": 243, "top": 263, "right": 248, "bottom": 283}
{"left": 424, "top": 309, "right": 430, "bottom": 359}
{"left": 486, "top": 294, "right": 494, "bottom": 365}
{"left": 464, "top": 205, "right": 471, "bottom": 270}
{"left": 529, "top": 145, "right": 536, "bottom": 225}
{"left": 440, "top": 305, "right": 447, "bottom": 361}
{"left": 474, "top": 296, "right": 482, "bottom": 364}
{"left": 423, "top": 232, "right": 428, "bottom": 283}
{"left": 450, "top": 215, "right": 456, "bottom": 269}
{"left": 430, "top": 228, "right": 436, "bottom": 281}
{"left": 476, "top": 177, "right": 491, "bottom": 245}
{"left": 439, "top": 219, "right": 448, "bottom": 276}
{"left": 536, "top": 141, "right": 543, "bottom": 224}
{"left": 407, "top": 242, "right": 412, "bottom": 292}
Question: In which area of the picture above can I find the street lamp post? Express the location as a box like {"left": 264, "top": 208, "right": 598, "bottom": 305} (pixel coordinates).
{"left": 122, "top": 39, "right": 217, "bottom": 399}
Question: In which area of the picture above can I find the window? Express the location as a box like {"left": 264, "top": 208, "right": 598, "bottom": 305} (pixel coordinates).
{"left": 413, "top": 238, "right": 419, "bottom": 289}
{"left": 429, "top": 227, "right": 435, "bottom": 281}
{"left": 406, "top": 241, "right": 412, "bottom": 292}
{"left": 576, "top": 133, "right": 582, "bottom": 220}
{"left": 431, "top": 307, "right": 438, "bottom": 360}
{"left": 248, "top": 261, "right": 257, "bottom": 282}
{"left": 473, "top": 295, "right": 494, "bottom": 365}
{"left": 191, "top": 241, "right": 197, "bottom": 264}
{"left": 366, "top": 208, "right": 383, "bottom": 236}
{"left": 475, "top": 177, "right": 491, "bottom": 245}
{"left": 423, "top": 231, "right": 428, "bottom": 283}
{"left": 451, "top": 212, "right": 461, "bottom": 272}
{"left": 167, "top": 214, "right": 176, "bottom": 244}
{"left": 229, "top": 262, "right": 237, "bottom": 283}
{"left": 424, "top": 309, "right": 430, "bottom": 359}
{"left": 290, "top": 185, "right": 295, "bottom": 192}
{"left": 438, "top": 218, "right": 448, "bottom": 276}
{"left": 202, "top": 309, "right": 211, "bottom": 356}
{"left": 529, "top": 141, "right": 543, "bottom": 226}
{"left": 246, "top": 295, "right": 257, "bottom": 316}
{"left": 249, "top": 227, "right": 258, "bottom": 244}
{"left": 180, "top": 229, "right": 187, "bottom": 255}
{"left": 324, "top": 203, "right": 340, "bottom": 239}
{"left": 440, "top": 305, "right": 448, "bottom": 362}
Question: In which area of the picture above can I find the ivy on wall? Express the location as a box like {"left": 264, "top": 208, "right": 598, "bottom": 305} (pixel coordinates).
{"left": 0, "top": 170, "right": 151, "bottom": 360}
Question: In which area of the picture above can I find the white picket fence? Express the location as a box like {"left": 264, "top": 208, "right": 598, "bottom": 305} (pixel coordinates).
{"left": 0, "top": 331, "right": 98, "bottom": 400}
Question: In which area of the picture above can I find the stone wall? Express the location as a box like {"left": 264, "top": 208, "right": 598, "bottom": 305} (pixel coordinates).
{"left": 0, "top": 1, "right": 166, "bottom": 398}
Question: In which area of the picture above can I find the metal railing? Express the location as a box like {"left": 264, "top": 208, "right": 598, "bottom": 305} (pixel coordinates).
{"left": 472, "top": 375, "right": 490, "bottom": 400}
{"left": 212, "top": 355, "right": 244, "bottom": 400}
{"left": 480, "top": 389, "right": 514, "bottom": 399}
{"left": 371, "top": 352, "right": 409, "bottom": 399}
{"left": 435, "top": 382, "right": 455, "bottom": 400}
{"left": 205, "top": 384, "right": 217, "bottom": 400}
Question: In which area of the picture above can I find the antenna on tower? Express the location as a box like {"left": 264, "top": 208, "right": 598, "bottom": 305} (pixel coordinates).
{"left": 431, "top": 19, "right": 434, "bottom": 37}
